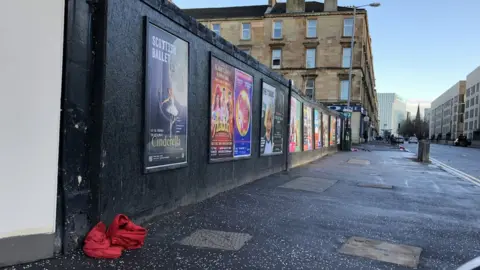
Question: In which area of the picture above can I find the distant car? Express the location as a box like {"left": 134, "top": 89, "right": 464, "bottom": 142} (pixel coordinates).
{"left": 408, "top": 137, "right": 418, "bottom": 144}
{"left": 395, "top": 136, "right": 404, "bottom": 143}
{"left": 454, "top": 135, "right": 471, "bottom": 147}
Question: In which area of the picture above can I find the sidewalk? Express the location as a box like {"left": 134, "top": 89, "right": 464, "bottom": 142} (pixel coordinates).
{"left": 9, "top": 149, "right": 480, "bottom": 270}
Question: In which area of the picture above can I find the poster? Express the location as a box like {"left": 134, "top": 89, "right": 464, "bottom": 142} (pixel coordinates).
{"left": 314, "top": 110, "right": 321, "bottom": 149}
{"left": 260, "top": 82, "right": 284, "bottom": 156}
{"left": 330, "top": 116, "right": 336, "bottom": 146}
{"left": 273, "top": 90, "right": 285, "bottom": 153}
{"left": 233, "top": 69, "right": 253, "bottom": 158}
{"left": 289, "top": 97, "right": 302, "bottom": 152}
{"left": 303, "top": 105, "right": 313, "bottom": 151}
{"left": 210, "top": 57, "right": 235, "bottom": 161}
{"left": 322, "top": 113, "right": 329, "bottom": 148}
{"left": 144, "top": 21, "right": 188, "bottom": 172}
{"left": 336, "top": 117, "right": 341, "bottom": 144}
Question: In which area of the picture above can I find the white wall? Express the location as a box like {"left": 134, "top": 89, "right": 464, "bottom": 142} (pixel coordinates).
{"left": 0, "top": 0, "right": 64, "bottom": 238}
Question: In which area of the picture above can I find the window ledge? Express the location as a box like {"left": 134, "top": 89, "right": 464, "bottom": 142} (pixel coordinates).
{"left": 303, "top": 41, "right": 319, "bottom": 47}
{"left": 269, "top": 42, "right": 285, "bottom": 47}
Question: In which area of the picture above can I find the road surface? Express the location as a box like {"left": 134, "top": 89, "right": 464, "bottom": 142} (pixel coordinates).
{"left": 403, "top": 142, "right": 480, "bottom": 180}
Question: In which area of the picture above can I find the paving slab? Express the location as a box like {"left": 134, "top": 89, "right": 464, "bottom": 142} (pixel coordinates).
{"left": 339, "top": 236, "right": 422, "bottom": 268}
{"left": 178, "top": 229, "right": 252, "bottom": 251}
{"left": 357, "top": 183, "right": 394, "bottom": 189}
{"left": 279, "top": 177, "right": 338, "bottom": 193}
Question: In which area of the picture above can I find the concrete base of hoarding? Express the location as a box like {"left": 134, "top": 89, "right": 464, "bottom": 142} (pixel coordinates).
{"left": 0, "top": 233, "right": 54, "bottom": 267}
{"left": 289, "top": 147, "right": 338, "bottom": 169}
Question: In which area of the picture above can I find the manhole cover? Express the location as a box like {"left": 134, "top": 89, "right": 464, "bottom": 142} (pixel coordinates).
{"left": 347, "top": 159, "right": 371, "bottom": 165}
{"left": 178, "top": 229, "right": 252, "bottom": 251}
{"left": 357, "top": 183, "right": 393, "bottom": 189}
{"left": 279, "top": 177, "right": 338, "bottom": 193}
{"left": 339, "top": 236, "right": 422, "bottom": 268}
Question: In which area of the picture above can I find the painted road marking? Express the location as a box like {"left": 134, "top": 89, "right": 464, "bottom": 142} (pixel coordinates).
{"left": 430, "top": 158, "right": 480, "bottom": 187}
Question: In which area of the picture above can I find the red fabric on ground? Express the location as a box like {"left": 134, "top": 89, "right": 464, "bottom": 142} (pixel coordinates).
{"left": 83, "top": 222, "right": 123, "bottom": 259}
{"left": 107, "top": 214, "right": 147, "bottom": 250}
{"left": 83, "top": 215, "right": 147, "bottom": 259}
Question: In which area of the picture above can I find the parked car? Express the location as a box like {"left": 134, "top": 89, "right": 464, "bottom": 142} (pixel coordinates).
{"left": 408, "top": 137, "right": 418, "bottom": 144}
{"left": 454, "top": 134, "right": 471, "bottom": 147}
{"left": 395, "top": 136, "right": 404, "bottom": 143}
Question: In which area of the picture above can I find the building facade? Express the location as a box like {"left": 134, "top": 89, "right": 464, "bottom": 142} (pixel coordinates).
{"left": 378, "top": 93, "right": 406, "bottom": 136}
{"left": 430, "top": 81, "right": 466, "bottom": 139}
{"left": 465, "top": 66, "right": 480, "bottom": 139}
{"left": 184, "top": 0, "right": 379, "bottom": 143}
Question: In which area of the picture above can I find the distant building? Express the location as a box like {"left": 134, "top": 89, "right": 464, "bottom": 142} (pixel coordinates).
{"left": 184, "top": 0, "right": 379, "bottom": 143}
{"left": 465, "top": 66, "right": 480, "bottom": 139}
{"left": 378, "top": 93, "right": 406, "bottom": 135}
{"left": 424, "top": 108, "right": 432, "bottom": 137}
{"left": 430, "top": 81, "right": 466, "bottom": 139}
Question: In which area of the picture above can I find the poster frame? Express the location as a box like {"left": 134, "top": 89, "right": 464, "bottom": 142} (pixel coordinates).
{"left": 208, "top": 52, "right": 254, "bottom": 163}
{"left": 143, "top": 17, "right": 189, "bottom": 173}
{"left": 259, "top": 79, "right": 284, "bottom": 157}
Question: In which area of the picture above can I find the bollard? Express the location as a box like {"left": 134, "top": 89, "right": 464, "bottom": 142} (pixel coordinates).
{"left": 417, "top": 140, "right": 430, "bottom": 163}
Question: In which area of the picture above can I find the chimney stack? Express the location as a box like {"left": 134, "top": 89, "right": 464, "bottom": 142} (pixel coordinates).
{"left": 268, "top": 0, "right": 277, "bottom": 6}
{"left": 324, "top": 0, "right": 338, "bottom": 12}
{"left": 286, "top": 0, "right": 305, "bottom": 13}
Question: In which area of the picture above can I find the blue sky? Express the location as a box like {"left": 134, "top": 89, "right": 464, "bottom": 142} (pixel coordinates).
{"left": 175, "top": 0, "right": 480, "bottom": 102}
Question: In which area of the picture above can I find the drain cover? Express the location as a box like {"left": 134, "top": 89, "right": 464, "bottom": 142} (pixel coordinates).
{"left": 347, "top": 159, "right": 371, "bottom": 165}
{"left": 279, "top": 177, "right": 338, "bottom": 193}
{"left": 357, "top": 183, "right": 393, "bottom": 189}
{"left": 339, "top": 236, "right": 422, "bottom": 268}
{"left": 178, "top": 229, "right": 252, "bottom": 251}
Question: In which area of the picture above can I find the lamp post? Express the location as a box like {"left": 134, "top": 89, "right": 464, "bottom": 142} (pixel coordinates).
{"left": 343, "top": 2, "right": 380, "bottom": 151}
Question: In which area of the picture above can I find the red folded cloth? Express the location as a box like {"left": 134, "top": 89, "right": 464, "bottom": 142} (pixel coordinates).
{"left": 107, "top": 214, "right": 147, "bottom": 250}
{"left": 83, "top": 214, "right": 147, "bottom": 259}
{"left": 83, "top": 222, "right": 123, "bottom": 259}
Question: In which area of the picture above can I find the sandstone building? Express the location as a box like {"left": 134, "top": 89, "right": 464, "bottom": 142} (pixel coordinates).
{"left": 184, "top": 0, "right": 379, "bottom": 142}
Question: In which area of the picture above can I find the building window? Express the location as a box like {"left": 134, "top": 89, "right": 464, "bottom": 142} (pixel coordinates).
{"left": 271, "top": 49, "right": 281, "bottom": 69}
{"left": 307, "top": 19, "right": 317, "bottom": 38}
{"left": 340, "top": 80, "right": 349, "bottom": 100}
{"left": 470, "top": 121, "right": 474, "bottom": 130}
{"left": 212, "top": 23, "right": 221, "bottom": 35}
{"left": 241, "top": 23, "right": 251, "bottom": 40}
{"left": 476, "top": 120, "right": 478, "bottom": 129}
{"left": 477, "top": 83, "right": 480, "bottom": 92}
{"left": 343, "top": 18, "right": 354, "bottom": 36}
{"left": 466, "top": 111, "right": 469, "bottom": 119}
{"left": 466, "top": 100, "right": 469, "bottom": 108}
{"left": 305, "top": 78, "right": 315, "bottom": 100}
{"left": 272, "top": 21, "right": 282, "bottom": 39}
{"left": 454, "top": 105, "right": 457, "bottom": 113}
{"left": 467, "top": 88, "right": 470, "bottom": 97}
{"left": 342, "top": 47, "right": 352, "bottom": 68}
{"left": 476, "top": 108, "right": 479, "bottom": 117}
{"left": 305, "top": 48, "right": 316, "bottom": 68}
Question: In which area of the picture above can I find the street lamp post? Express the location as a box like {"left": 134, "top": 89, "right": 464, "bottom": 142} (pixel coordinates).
{"left": 343, "top": 2, "right": 380, "bottom": 151}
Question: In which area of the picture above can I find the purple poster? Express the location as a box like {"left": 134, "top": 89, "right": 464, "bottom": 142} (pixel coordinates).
{"left": 233, "top": 69, "right": 253, "bottom": 157}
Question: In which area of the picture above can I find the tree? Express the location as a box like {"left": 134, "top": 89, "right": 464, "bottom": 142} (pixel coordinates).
{"left": 398, "top": 105, "right": 429, "bottom": 139}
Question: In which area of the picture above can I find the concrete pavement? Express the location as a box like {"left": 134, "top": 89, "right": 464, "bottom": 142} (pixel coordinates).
{"left": 7, "top": 147, "right": 480, "bottom": 270}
